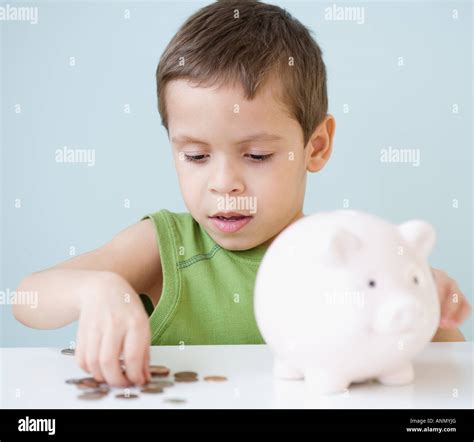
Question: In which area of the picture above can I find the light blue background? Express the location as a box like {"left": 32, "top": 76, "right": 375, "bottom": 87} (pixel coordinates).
{"left": 1, "top": 0, "right": 472, "bottom": 346}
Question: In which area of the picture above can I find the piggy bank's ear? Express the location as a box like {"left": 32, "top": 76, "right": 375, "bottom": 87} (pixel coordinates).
{"left": 398, "top": 220, "right": 436, "bottom": 258}
{"left": 324, "top": 228, "right": 362, "bottom": 266}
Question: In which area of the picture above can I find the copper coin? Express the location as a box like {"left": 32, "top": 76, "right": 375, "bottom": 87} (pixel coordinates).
{"left": 80, "top": 377, "right": 99, "bottom": 383}
{"left": 141, "top": 386, "right": 164, "bottom": 394}
{"left": 149, "top": 365, "right": 170, "bottom": 377}
{"left": 115, "top": 393, "right": 139, "bottom": 399}
{"left": 174, "top": 371, "right": 197, "bottom": 378}
{"left": 78, "top": 391, "right": 106, "bottom": 400}
{"left": 204, "top": 375, "right": 228, "bottom": 382}
{"left": 61, "top": 348, "right": 75, "bottom": 356}
{"left": 174, "top": 377, "right": 198, "bottom": 383}
{"left": 77, "top": 378, "right": 100, "bottom": 389}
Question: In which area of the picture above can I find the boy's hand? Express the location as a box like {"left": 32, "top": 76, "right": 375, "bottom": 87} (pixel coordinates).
{"left": 75, "top": 271, "right": 152, "bottom": 388}
{"left": 431, "top": 267, "right": 471, "bottom": 329}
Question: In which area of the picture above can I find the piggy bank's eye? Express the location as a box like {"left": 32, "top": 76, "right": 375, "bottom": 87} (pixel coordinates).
{"left": 413, "top": 276, "right": 419, "bottom": 285}
{"left": 368, "top": 280, "right": 376, "bottom": 288}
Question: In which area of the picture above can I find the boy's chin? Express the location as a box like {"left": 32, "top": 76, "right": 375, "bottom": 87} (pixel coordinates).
{"left": 205, "top": 230, "right": 262, "bottom": 252}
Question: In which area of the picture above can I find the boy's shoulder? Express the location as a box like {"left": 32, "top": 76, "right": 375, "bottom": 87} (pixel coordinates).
{"left": 141, "top": 208, "right": 194, "bottom": 226}
{"left": 141, "top": 209, "right": 217, "bottom": 262}
{"left": 141, "top": 209, "right": 198, "bottom": 242}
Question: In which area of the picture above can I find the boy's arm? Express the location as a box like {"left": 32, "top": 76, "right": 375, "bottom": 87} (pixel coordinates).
{"left": 13, "top": 219, "right": 162, "bottom": 329}
{"left": 53, "top": 218, "right": 161, "bottom": 295}
{"left": 431, "top": 327, "right": 465, "bottom": 342}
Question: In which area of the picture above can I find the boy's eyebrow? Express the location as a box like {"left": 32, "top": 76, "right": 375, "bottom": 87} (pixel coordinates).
{"left": 171, "top": 133, "right": 284, "bottom": 145}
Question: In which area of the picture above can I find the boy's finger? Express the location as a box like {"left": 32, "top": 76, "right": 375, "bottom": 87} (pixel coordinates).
{"left": 451, "top": 299, "right": 471, "bottom": 326}
{"left": 143, "top": 325, "right": 151, "bottom": 381}
{"left": 123, "top": 328, "right": 147, "bottom": 386}
{"left": 99, "top": 328, "right": 130, "bottom": 388}
{"left": 74, "top": 333, "right": 89, "bottom": 374}
{"left": 440, "top": 291, "right": 462, "bottom": 327}
{"left": 143, "top": 347, "right": 151, "bottom": 382}
{"left": 86, "top": 332, "right": 105, "bottom": 383}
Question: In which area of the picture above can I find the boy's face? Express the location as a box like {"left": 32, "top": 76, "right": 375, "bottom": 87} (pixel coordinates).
{"left": 165, "top": 77, "right": 331, "bottom": 251}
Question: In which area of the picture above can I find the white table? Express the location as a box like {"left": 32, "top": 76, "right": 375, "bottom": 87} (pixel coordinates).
{"left": 1, "top": 343, "right": 472, "bottom": 409}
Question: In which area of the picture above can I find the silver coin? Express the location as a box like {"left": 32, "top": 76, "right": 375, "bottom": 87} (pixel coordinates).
{"left": 61, "top": 348, "right": 75, "bottom": 356}
{"left": 148, "top": 380, "right": 174, "bottom": 388}
{"left": 115, "top": 393, "right": 139, "bottom": 399}
{"left": 164, "top": 398, "right": 187, "bottom": 404}
{"left": 65, "top": 378, "right": 82, "bottom": 385}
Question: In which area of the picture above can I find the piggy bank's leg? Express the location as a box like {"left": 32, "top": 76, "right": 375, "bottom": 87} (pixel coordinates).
{"left": 305, "top": 369, "right": 350, "bottom": 395}
{"left": 273, "top": 357, "right": 304, "bottom": 380}
{"left": 377, "top": 362, "right": 414, "bottom": 386}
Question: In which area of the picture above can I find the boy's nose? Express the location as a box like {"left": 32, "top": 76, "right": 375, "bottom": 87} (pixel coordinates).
{"left": 208, "top": 162, "right": 245, "bottom": 195}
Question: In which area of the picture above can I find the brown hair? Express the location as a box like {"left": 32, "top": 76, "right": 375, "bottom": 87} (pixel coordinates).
{"left": 156, "top": 0, "right": 327, "bottom": 147}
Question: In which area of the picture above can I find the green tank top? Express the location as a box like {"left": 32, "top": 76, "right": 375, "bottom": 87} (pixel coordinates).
{"left": 139, "top": 209, "right": 269, "bottom": 346}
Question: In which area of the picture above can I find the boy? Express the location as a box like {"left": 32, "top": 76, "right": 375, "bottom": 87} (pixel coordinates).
{"left": 13, "top": 0, "right": 471, "bottom": 389}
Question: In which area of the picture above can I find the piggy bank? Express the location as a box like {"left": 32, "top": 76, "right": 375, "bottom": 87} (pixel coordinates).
{"left": 254, "top": 210, "right": 440, "bottom": 394}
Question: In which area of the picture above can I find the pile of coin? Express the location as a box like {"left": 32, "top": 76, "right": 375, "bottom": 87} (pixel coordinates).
{"left": 65, "top": 371, "right": 178, "bottom": 401}
{"left": 174, "top": 371, "right": 198, "bottom": 383}
{"left": 149, "top": 365, "right": 170, "bottom": 377}
{"left": 61, "top": 348, "right": 228, "bottom": 403}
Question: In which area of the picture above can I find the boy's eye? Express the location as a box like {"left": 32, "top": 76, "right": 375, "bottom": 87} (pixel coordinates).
{"left": 183, "top": 153, "right": 273, "bottom": 163}
{"left": 183, "top": 154, "right": 208, "bottom": 163}
{"left": 246, "top": 153, "right": 274, "bottom": 162}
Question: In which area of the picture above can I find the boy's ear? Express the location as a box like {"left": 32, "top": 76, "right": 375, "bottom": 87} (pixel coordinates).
{"left": 306, "top": 114, "right": 336, "bottom": 173}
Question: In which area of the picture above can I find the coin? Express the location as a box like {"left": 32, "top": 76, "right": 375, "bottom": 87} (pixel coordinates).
{"left": 65, "top": 378, "right": 82, "bottom": 385}
{"left": 174, "top": 371, "right": 198, "bottom": 383}
{"left": 140, "top": 386, "right": 164, "bottom": 394}
{"left": 149, "top": 365, "right": 170, "bottom": 377}
{"left": 203, "top": 375, "right": 228, "bottom": 382}
{"left": 91, "top": 386, "right": 110, "bottom": 394}
{"left": 76, "top": 378, "right": 100, "bottom": 389}
{"left": 115, "top": 393, "right": 139, "bottom": 399}
{"left": 174, "top": 377, "right": 198, "bottom": 383}
{"left": 78, "top": 391, "right": 107, "bottom": 400}
{"left": 66, "top": 363, "right": 226, "bottom": 402}
{"left": 148, "top": 380, "right": 174, "bottom": 388}
{"left": 61, "top": 348, "right": 75, "bottom": 356}
{"left": 164, "top": 398, "right": 187, "bottom": 404}
{"left": 174, "top": 371, "right": 197, "bottom": 378}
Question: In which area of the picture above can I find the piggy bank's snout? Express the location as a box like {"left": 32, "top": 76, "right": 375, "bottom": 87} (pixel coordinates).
{"left": 372, "top": 300, "right": 424, "bottom": 334}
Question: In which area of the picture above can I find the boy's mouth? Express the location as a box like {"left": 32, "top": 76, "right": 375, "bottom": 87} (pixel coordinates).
{"left": 208, "top": 212, "right": 253, "bottom": 233}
